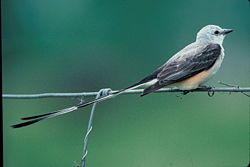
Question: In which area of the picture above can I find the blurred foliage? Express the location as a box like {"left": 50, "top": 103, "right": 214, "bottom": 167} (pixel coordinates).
{"left": 3, "top": 0, "right": 250, "bottom": 167}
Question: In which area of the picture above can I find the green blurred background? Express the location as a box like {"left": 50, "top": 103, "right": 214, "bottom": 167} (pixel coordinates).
{"left": 3, "top": 0, "right": 250, "bottom": 166}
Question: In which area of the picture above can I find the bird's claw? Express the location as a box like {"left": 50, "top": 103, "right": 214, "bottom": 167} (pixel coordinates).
{"left": 183, "top": 90, "right": 190, "bottom": 95}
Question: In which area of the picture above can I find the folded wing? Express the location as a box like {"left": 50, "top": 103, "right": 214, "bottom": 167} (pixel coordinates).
{"left": 142, "top": 43, "right": 221, "bottom": 96}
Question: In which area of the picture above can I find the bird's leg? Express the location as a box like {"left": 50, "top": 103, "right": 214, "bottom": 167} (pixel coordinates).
{"left": 182, "top": 90, "right": 190, "bottom": 95}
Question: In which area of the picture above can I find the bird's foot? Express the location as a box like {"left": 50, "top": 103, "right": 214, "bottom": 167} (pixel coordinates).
{"left": 182, "top": 90, "right": 190, "bottom": 95}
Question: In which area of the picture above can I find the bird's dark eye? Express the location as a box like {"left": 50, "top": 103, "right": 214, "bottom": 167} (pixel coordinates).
{"left": 214, "top": 30, "right": 219, "bottom": 35}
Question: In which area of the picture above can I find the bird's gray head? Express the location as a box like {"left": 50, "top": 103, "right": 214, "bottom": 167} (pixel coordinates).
{"left": 196, "top": 25, "right": 233, "bottom": 45}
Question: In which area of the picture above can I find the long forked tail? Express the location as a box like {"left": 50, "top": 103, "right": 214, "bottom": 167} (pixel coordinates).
{"left": 11, "top": 83, "right": 144, "bottom": 128}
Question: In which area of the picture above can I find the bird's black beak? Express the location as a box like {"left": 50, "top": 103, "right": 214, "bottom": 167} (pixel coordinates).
{"left": 221, "top": 29, "right": 233, "bottom": 35}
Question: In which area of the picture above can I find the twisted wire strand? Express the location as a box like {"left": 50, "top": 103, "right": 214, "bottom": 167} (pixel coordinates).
{"left": 81, "top": 88, "right": 112, "bottom": 167}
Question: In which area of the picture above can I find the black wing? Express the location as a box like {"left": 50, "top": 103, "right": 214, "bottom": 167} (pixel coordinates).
{"left": 142, "top": 43, "right": 221, "bottom": 96}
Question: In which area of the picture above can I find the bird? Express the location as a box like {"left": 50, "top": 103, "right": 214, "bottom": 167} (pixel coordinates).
{"left": 12, "top": 25, "right": 233, "bottom": 128}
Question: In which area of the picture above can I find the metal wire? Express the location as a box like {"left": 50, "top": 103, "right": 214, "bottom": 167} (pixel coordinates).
{"left": 3, "top": 86, "right": 250, "bottom": 166}
{"left": 3, "top": 87, "right": 250, "bottom": 99}
{"left": 81, "top": 88, "right": 112, "bottom": 167}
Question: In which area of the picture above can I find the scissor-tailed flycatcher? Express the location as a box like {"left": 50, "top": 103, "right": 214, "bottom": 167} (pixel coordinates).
{"left": 12, "top": 25, "right": 233, "bottom": 128}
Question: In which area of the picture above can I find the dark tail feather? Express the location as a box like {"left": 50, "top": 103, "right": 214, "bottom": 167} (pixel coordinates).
{"left": 11, "top": 117, "right": 45, "bottom": 128}
{"left": 141, "top": 81, "right": 161, "bottom": 96}
{"left": 11, "top": 106, "right": 78, "bottom": 128}
{"left": 20, "top": 94, "right": 116, "bottom": 122}
{"left": 11, "top": 82, "right": 144, "bottom": 128}
{"left": 21, "top": 111, "right": 59, "bottom": 120}
{"left": 75, "top": 82, "right": 145, "bottom": 109}
{"left": 11, "top": 64, "right": 163, "bottom": 128}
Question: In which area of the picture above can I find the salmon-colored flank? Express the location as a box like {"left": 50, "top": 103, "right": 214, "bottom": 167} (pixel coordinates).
{"left": 174, "top": 70, "right": 211, "bottom": 89}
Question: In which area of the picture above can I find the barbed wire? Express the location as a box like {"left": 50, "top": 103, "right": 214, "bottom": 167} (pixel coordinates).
{"left": 3, "top": 87, "right": 250, "bottom": 99}
{"left": 3, "top": 85, "right": 250, "bottom": 167}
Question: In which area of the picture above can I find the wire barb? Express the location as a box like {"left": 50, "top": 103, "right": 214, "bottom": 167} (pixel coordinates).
{"left": 218, "top": 81, "right": 250, "bottom": 97}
